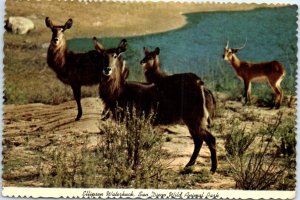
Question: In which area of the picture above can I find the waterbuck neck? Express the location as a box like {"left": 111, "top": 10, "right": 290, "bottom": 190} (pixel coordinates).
{"left": 100, "top": 73, "right": 124, "bottom": 103}
{"left": 144, "top": 57, "right": 167, "bottom": 83}
{"left": 144, "top": 67, "right": 166, "bottom": 83}
{"left": 47, "top": 39, "right": 68, "bottom": 71}
{"left": 230, "top": 54, "right": 241, "bottom": 69}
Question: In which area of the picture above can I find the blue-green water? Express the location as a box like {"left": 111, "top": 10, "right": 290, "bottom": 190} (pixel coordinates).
{"left": 68, "top": 6, "right": 297, "bottom": 93}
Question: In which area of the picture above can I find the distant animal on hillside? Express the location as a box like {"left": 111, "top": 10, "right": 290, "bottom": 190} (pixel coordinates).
{"left": 94, "top": 37, "right": 217, "bottom": 172}
{"left": 140, "top": 47, "right": 216, "bottom": 127}
{"left": 223, "top": 40, "right": 286, "bottom": 109}
{"left": 45, "top": 17, "right": 107, "bottom": 120}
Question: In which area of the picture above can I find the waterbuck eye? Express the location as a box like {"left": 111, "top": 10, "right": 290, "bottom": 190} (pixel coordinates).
{"left": 113, "top": 53, "right": 118, "bottom": 59}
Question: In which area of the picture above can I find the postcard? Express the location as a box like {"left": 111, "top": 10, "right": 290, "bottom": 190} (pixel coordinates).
{"left": 2, "top": 0, "right": 297, "bottom": 199}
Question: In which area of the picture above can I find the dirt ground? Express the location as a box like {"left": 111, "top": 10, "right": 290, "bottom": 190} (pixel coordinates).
{"left": 3, "top": 94, "right": 296, "bottom": 188}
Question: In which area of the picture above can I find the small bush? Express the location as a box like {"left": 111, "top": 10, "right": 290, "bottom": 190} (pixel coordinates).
{"left": 224, "top": 119, "right": 256, "bottom": 157}
{"left": 41, "top": 107, "right": 168, "bottom": 188}
{"left": 225, "top": 113, "right": 293, "bottom": 190}
{"left": 99, "top": 107, "right": 166, "bottom": 188}
{"left": 275, "top": 116, "right": 296, "bottom": 157}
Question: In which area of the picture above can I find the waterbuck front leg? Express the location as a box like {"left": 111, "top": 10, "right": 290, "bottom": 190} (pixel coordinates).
{"left": 101, "top": 105, "right": 110, "bottom": 121}
{"left": 243, "top": 79, "right": 251, "bottom": 105}
{"left": 71, "top": 84, "right": 82, "bottom": 121}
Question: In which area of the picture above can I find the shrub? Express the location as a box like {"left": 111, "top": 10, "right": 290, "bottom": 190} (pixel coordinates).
{"left": 99, "top": 107, "right": 166, "bottom": 188}
{"left": 224, "top": 119, "right": 256, "bottom": 157}
{"left": 41, "top": 107, "right": 168, "bottom": 188}
{"left": 275, "top": 116, "right": 296, "bottom": 157}
{"left": 225, "top": 113, "right": 293, "bottom": 190}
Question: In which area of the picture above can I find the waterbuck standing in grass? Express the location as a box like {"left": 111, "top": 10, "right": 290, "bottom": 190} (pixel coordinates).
{"left": 94, "top": 37, "right": 217, "bottom": 172}
{"left": 140, "top": 47, "right": 216, "bottom": 127}
{"left": 223, "top": 40, "right": 286, "bottom": 108}
{"left": 45, "top": 17, "right": 105, "bottom": 120}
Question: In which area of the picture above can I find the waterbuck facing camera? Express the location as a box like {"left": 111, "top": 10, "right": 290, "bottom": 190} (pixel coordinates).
{"left": 45, "top": 17, "right": 111, "bottom": 121}
{"left": 94, "top": 37, "right": 217, "bottom": 172}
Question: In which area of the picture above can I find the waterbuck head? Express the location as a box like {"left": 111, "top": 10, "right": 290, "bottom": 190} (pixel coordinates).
{"left": 223, "top": 40, "right": 247, "bottom": 61}
{"left": 45, "top": 17, "right": 73, "bottom": 47}
{"left": 93, "top": 37, "right": 128, "bottom": 85}
{"left": 140, "top": 47, "right": 160, "bottom": 71}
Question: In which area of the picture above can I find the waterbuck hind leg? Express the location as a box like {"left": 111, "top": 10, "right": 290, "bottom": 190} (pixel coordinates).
{"left": 203, "top": 130, "right": 217, "bottom": 173}
{"left": 71, "top": 85, "right": 82, "bottom": 121}
{"left": 185, "top": 126, "right": 204, "bottom": 168}
{"left": 270, "top": 81, "right": 283, "bottom": 109}
{"left": 274, "top": 87, "right": 283, "bottom": 109}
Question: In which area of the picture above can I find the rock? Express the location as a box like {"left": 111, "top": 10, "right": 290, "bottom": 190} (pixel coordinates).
{"left": 5, "top": 16, "right": 35, "bottom": 35}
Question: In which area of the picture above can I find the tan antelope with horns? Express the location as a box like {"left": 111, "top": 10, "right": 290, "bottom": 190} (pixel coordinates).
{"left": 223, "top": 40, "right": 286, "bottom": 109}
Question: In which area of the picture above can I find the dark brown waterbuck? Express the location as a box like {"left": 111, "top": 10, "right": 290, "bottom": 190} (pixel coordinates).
{"left": 140, "top": 47, "right": 216, "bottom": 127}
{"left": 45, "top": 17, "right": 106, "bottom": 120}
{"left": 223, "top": 40, "right": 286, "bottom": 108}
{"left": 94, "top": 37, "right": 217, "bottom": 172}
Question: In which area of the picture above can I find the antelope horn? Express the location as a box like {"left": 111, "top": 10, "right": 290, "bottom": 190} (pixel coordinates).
{"left": 225, "top": 40, "right": 229, "bottom": 49}
{"left": 235, "top": 38, "right": 247, "bottom": 50}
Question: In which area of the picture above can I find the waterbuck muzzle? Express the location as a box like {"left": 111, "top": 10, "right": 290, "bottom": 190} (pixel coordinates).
{"left": 102, "top": 67, "right": 112, "bottom": 76}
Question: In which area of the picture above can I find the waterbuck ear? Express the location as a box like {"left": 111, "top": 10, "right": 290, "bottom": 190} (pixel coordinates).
{"left": 143, "top": 47, "right": 149, "bottom": 55}
{"left": 93, "top": 37, "right": 105, "bottom": 53}
{"left": 45, "top": 17, "right": 53, "bottom": 29}
{"left": 64, "top": 18, "right": 73, "bottom": 30}
{"left": 154, "top": 47, "right": 160, "bottom": 55}
{"left": 117, "top": 39, "right": 128, "bottom": 54}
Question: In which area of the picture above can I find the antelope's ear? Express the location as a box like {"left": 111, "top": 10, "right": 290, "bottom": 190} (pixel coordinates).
{"left": 117, "top": 39, "right": 128, "bottom": 54}
{"left": 143, "top": 47, "right": 149, "bottom": 55}
{"left": 45, "top": 17, "right": 53, "bottom": 28}
{"left": 232, "top": 48, "right": 239, "bottom": 53}
{"left": 64, "top": 18, "right": 73, "bottom": 30}
{"left": 93, "top": 37, "right": 105, "bottom": 53}
{"left": 154, "top": 47, "right": 160, "bottom": 55}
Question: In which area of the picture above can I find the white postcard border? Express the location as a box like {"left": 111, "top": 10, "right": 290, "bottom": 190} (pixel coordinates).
{"left": 1, "top": 187, "right": 296, "bottom": 199}
{"left": 1, "top": 0, "right": 299, "bottom": 199}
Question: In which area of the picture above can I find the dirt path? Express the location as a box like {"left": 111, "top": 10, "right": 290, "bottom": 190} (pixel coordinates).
{"left": 2, "top": 95, "right": 296, "bottom": 188}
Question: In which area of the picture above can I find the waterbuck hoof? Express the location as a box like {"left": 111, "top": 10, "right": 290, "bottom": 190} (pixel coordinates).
{"left": 75, "top": 115, "right": 81, "bottom": 121}
{"left": 185, "top": 162, "right": 195, "bottom": 168}
{"left": 210, "top": 167, "right": 217, "bottom": 174}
